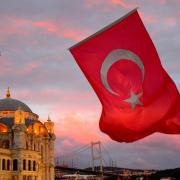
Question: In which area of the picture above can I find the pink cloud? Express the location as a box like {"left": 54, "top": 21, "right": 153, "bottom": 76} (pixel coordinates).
{"left": 61, "top": 139, "right": 74, "bottom": 148}
{"left": 84, "top": 1, "right": 102, "bottom": 8}
{"left": 19, "top": 18, "right": 89, "bottom": 41}
{"left": 139, "top": 11, "right": 157, "bottom": 24}
{"left": 54, "top": 113, "right": 106, "bottom": 144}
{"left": 164, "top": 17, "right": 177, "bottom": 27}
{"left": 0, "top": 18, "right": 34, "bottom": 48}
{"left": 1, "top": 16, "right": 90, "bottom": 42}
{"left": 33, "top": 20, "right": 87, "bottom": 41}
{"left": 15, "top": 62, "right": 40, "bottom": 76}
{"left": 13, "top": 88, "right": 64, "bottom": 104}
{"left": 85, "top": 0, "right": 136, "bottom": 10}
{"left": 11, "top": 87, "right": 102, "bottom": 122}
{"left": 14, "top": 88, "right": 99, "bottom": 105}
{"left": 158, "top": 0, "right": 167, "bottom": 4}
{"left": 169, "top": 136, "right": 180, "bottom": 150}
{"left": 33, "top": 21, "right": 58, "bottom": 33}
{"left": 29, "top": 63, "right": 39, "bottom": 69}
{"left": 110, "top": 0, "right": 136, "bottom": 9}
{"left": 0, "top": 17, "right": 28, "bottom": 36}
{"left": 49, "top": 94, "right": 101, "bottom": 119}
{"left": 84, "top": 1, "right": 157, "bottom": 26}
{"left": 61, "top": 29, "right": 87, "bottom": 42}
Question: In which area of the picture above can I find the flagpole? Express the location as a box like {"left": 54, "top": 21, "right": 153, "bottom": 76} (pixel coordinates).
{"left": 68, "top": 7, "right": 139, "bottom": 50}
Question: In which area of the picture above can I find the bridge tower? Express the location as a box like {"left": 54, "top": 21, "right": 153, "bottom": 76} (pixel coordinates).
{"left": 91, "top": 141, "right": 103, "bottom": 172}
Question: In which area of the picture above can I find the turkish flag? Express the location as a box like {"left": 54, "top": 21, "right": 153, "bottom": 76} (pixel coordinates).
{"left": 69, "top": 9, "right": 180, "bottom": 142}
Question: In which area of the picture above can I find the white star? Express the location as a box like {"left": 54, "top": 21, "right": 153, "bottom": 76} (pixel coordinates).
{"left": 123, "top": 90, "right": 143, "bottom": 110}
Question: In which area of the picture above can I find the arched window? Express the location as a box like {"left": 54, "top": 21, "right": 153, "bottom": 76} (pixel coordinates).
{"left": 7, "top": 159, "right": 10, "bottom": 170}
{"left": 30, "top": 140, "right": 33, "bottom": 150}
{"left": 28, "top": 160, "right": 31, "bottom": 171}
{"left": 41, "top": 145, "right": 43, "bottom": 160}
{"left": 33, "top": 161, "right": 36, "bottom": 171}
{"left": 38, "top": 142, "right": 40, "bottom": 151}
{"left": 12, "top": 175, "right": 18, "bottom": 180}
{"left": 26, "top": 142, "right": 28, "bottom": 150}
{"left": 23, "top": 159, "right": 26, "bottom": 170}
{"left": 27, "top": 176, "right": 32, "bottom": 180}
{"left": 2, "top": 159, "right": 5, "bottom": 170}
{"left": 0, "top": 140, "right": 2, "bottom": 147}
{"left": 13, "top": 159, "right": 18, "bottom": 171}
{"left": 36, "top": 163, "right": 39, "bottom": 171}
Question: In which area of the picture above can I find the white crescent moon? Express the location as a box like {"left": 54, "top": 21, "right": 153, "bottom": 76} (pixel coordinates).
{"left": 100, "top": 49, "right": 144, "bottom": 95}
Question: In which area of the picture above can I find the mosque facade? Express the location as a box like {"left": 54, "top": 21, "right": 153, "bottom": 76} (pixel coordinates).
{"left": 0, "top": 88, "right": 55, "bottom": 180}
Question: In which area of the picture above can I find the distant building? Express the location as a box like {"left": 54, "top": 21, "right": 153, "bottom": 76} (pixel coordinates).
{"left": 0, "top": 88, "right": 55, "bottom": 180}
{"left": 62, "top": 174, "right": 100, "bottom": 180}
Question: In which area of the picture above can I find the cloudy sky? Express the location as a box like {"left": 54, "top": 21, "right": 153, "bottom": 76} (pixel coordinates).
{"left": 0, "top": 0, "right": 179, "bottom": 169}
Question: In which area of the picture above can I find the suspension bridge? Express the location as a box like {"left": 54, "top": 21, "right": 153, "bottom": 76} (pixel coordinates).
{"left": 55, "top": 141, "right": 155, "bottom": 179}
{"left": 55, "top": 141, "right": 115, "bottom": 169}
{"left": 55, "top": 141, "right": 120, "bottom": 179}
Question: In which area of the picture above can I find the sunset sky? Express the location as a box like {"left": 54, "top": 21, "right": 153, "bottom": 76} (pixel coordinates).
{"left": 0, "top": 0, "right": 180, "bottom": 169}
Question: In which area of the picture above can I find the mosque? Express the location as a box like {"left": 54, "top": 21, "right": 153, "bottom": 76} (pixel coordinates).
{"left": 0, "top": 88, "right": 55, "bottom": 180}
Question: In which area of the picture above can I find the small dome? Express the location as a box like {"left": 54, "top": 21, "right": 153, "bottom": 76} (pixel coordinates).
{"left": 27, "top": 121, "right": 48, "bottom": 137}
{"left": 0, "top": 123, "right": 8, "bottom": 133}
{"left": 0, "top": 98, "right": 32, "bottom": 113}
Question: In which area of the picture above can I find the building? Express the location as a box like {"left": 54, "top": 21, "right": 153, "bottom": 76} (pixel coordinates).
{"left": 0, "top": 88, "right": 55, "bottom": 180}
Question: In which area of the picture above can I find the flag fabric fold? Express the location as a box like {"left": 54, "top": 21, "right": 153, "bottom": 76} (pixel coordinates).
{"left": 69, "top": 9, "right": 180, "bottom": 142}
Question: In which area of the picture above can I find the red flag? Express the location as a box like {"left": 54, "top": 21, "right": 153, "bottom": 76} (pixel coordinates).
{"left": 69, "top": 9, "right": 180, "bottom": 142}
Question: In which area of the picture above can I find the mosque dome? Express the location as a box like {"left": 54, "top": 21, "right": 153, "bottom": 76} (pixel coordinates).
{"left": 0, "top": 98, "right": 32, "bottom": 113}
{"left": 0, "top": 87, "right": 32, "bottom": 113}
{"left": 0, "top": 88, "right": 39, "bottom": 129}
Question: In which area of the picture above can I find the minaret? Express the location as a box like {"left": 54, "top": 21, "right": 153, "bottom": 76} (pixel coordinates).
{"left": 6, "top": 87, "right": 11, "bottom": 98}
{"left": 44, "top": 116, "right": 56, "bottom": 180}
{"left": 44, "top": 115, "right": 54, "bottom": 134}
{"left": 10, "top": 89, "right": 27, "bottom": 179}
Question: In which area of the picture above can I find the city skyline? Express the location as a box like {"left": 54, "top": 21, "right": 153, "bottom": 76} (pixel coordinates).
{"left": 0, "top": 0, "right": 179, "bottom": 169}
